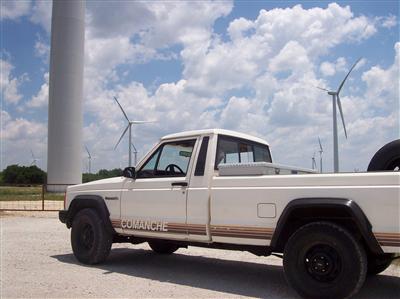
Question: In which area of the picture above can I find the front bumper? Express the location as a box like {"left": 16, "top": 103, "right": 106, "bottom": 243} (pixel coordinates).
{"left": 59, "top": 210, "right": 68, "bottom": 224}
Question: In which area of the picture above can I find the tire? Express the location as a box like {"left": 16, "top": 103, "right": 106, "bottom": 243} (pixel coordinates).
{"left": 368, "top": 139, "right": 400, "bottom": 171}
{"left": 148, "top": 240, "right": 179, "bottom": 255}
{"left": 367, "top": 254, "right": 393, "bottom": 275}
{"left": 283, "top": 222, "right": 367, "bottom": 299}
{"left": 71, "top": 208, "right": 113, "bottom": 264}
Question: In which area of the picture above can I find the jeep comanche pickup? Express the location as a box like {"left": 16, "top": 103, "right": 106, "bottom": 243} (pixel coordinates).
{"left": 59, "top": 129, "right": 400, "bottom": 299}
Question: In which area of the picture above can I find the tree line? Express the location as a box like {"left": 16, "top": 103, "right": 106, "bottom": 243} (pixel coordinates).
{"left": 0, "top": 165, "right": 123, "bottom": 185}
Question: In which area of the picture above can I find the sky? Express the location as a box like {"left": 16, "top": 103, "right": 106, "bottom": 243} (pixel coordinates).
{"left": 1, "top": 0, "right": 399, "bottom": 173}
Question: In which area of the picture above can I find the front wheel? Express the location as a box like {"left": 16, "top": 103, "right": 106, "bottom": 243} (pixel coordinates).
{"left": 71, "top": 208, "right": 112, "bottom": 264}
{"left": 283, "top": 222, "right": 367, "bottom": 299}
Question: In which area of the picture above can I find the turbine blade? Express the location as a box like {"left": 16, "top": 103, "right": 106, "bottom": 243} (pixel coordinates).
{"left": 131, "top": 143, "right": 137, "bottom": 152}
{"left": 130, "top": 120, "right": 156, "bottom": 124}
{"left": 85, "top": 145, "right": 91, "bottom": 158}
{"left": 336, "top": 95, "right": 348, "bottom": 139}
{"left": 337, "top": 57, "right": 362, "bottom": 94}
{"left": 30, "top": 149, "right": 34, "bottom": 158}
{"left": 113, "top": 96, "right": 130, "bottom": 122}
{"left": 114, "top": 124, "right": 130, "bottom": 150}
{"left": 318, "top": 137, "right": 323, "bottom": 152}
{"left": 316, "top": 86, "right": 330, "bottom": 92}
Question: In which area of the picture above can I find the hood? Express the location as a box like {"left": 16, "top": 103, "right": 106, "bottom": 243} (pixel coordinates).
{"left": 67, "top": 176, "right": 127, "bottom": 192}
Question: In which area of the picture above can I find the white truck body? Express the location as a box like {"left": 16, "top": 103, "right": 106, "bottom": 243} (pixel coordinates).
{"left": 64, "top": 129, "right": 400, "bottom": 252}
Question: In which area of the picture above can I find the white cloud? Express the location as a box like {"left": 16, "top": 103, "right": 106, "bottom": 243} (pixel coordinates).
{"left": 361, "top": 42, "right": 400, "bottom": 115}
{"left": 320, "top": 57, "right": 348, "bottom": 77}
{"left": 27, "top": 72, "right": 49, "bottom": 108}
{"left": 1, "top": 0, "right": 31, "bottom": 20}
{"left": 1, "top": 111, "right": 47, "bottom": 168}
{"left": 320, "top": 61, "right": 336, "bottom": 76}
{"left": 34, "top": 35, "right": 50, "bottom": 62}
{"left": 30, "top": 0, "right": 52, "bottom": 32}
{"left": 380, "top": 15, "right": 397, "bottom": 29}
{"left": 1, "top": 59, "right": 28, "bottom": 104}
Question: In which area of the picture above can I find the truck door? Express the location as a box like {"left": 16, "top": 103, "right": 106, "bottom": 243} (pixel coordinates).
{"left": 120, "top": 138, "right": 198, "bottom": 240}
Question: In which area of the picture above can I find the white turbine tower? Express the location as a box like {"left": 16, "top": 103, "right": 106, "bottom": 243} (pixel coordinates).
{"left": 30, "top": 149, "right": 39, "bottom": 166}
{"left": 85, "top": 145, "right": 92, "bottom": 174}
{"left": 47, "top": 0, "right": 85, "bottom": 192}
{"left": 317, "top": 58, "right": 361, "bottom": 173}
{"left": 131, "top": 143, "right": 138, "bottom": 166}
{"left": 318, "top": 137, "right": 324, "bottom": 173}
{"left": 113, "top": 97, "right": 154, "bottom": 167}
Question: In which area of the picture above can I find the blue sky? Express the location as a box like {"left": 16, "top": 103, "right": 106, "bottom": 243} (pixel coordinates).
{"left": 1, "top": 0, "right": 399, "bottom": 173}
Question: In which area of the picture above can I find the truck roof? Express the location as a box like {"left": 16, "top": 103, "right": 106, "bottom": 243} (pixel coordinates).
{"left": 161, "top": 129, "right": 269, "bottom": 146}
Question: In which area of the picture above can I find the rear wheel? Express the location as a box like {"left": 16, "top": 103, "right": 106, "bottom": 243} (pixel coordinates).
{"left": 367, "top": 254, "right": 393, "bottom": 275}
{"left": 283, "top": 222, "right": 367, "bottom": 299}
{"left": 148, "top": 240, "right": 179, "bottom": 255}
{"left": 71, "top": 208, "right": 112, "bottom": 264}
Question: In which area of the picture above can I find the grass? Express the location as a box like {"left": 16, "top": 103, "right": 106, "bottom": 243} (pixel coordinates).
{"left": 0, "top": 186, "right": 64, "bottom": 201}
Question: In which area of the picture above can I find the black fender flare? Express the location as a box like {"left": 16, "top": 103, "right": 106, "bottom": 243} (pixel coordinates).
{"left": 65, "top": 195, "right": 115, "bottom": 234}
{"left": 270, "top": 198, "right": 383, "bottom": 255}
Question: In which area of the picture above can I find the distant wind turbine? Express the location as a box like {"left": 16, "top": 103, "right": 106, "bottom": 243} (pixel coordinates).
{"left": 317, "top": 58, "right": 361, "bottom": 173}
{"left": 311, "top": 152, "right": 317, "bottom": 170}
{"left": 113, "top": 96, "right": 155, "bottom": 167}
{"left": 30, "top": 149, "right": 39, "bottom": 166}
{"left": 318, "top": 137, "right": 324, "bottom": 173}
{"left": 85, "top": 145, "right": 92, "bottom": 174}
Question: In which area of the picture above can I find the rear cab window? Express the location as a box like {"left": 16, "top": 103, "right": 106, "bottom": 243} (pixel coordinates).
{"left": 215, "top": 135, "right": 272, "bottom": 169}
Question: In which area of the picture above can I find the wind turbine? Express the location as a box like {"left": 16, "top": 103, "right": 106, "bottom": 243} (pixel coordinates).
{"left": 30, "top": 149, "right": 39, "bottom": 166}
{"left": 317, "top": 58, "right": 361, "bottom": 173}
{"left": 85, "top": 145, "right": 92, "bottom": 174}
{"left": 311, "top": 152, "right": 317, "bottom": 170}
{"left": 318, "top": 137, "right": 324, "bottom": 173}
{"left": 113, "top": 96, "right": 154, "bottom": 167}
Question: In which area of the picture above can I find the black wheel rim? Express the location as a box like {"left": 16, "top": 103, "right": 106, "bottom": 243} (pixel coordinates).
{"left": 80, "top": 223, "right": 94, "bottom": 250}
{"left": 304, "top": 244, "right": 342, "bottom": 283}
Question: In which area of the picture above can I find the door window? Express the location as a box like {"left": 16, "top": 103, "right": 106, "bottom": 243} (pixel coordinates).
{"left": 137, "top": 139, "right": 196, "bottom": 178}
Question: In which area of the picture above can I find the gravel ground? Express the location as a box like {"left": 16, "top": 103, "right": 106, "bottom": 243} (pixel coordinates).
{"left": 1, "top": 212, "right": 399, "bottom": 298}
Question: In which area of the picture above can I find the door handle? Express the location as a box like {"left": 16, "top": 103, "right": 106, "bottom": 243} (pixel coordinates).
{"left": 171, "top": 182, "right": 188, "bottom": 187}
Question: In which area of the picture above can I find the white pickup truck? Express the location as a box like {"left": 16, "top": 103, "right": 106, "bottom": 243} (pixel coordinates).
{"left": 59, "top": 129, "right": 400, "bottom": 299}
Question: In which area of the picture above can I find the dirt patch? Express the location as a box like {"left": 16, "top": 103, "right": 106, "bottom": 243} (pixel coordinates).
{"left": 1, "top": 215, "right": 399, "bottom": 298}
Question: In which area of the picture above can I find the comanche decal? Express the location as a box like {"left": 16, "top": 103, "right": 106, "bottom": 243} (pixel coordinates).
{"left": 111, "top": 219, "right": 207, "bottom": 235}
{"left": 122, "top": 219, "right": 168, "bottom": 232}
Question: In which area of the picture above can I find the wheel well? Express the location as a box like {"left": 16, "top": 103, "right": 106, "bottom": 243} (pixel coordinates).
{"left": 66, "top": 195, "right": 114, "bottom": 234}
{"left": 271, "top": 199, "right": 383, "bottom": 255}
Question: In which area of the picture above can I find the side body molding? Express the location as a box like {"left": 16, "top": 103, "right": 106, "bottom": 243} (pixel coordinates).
{"left": 270, "top": 198, "right": 383, "bottom": 255}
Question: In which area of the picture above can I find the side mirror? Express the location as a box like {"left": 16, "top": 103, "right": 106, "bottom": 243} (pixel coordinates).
{"left": 123, "top": 167, "right": 135, "bottom": 179}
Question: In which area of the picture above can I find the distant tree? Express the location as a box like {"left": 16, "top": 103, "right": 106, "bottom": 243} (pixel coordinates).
{"left": 2, "top": 164, "right": 46, "bottom": 185}
{"left": 82, "top": 168, "right": 123, "bottom": 183}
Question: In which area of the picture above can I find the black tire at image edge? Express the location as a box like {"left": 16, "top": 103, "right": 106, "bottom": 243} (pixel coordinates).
{"left": 368, "top": 139, "right": 400, "bottom": 171}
